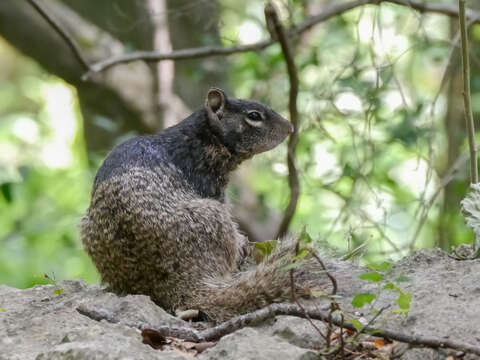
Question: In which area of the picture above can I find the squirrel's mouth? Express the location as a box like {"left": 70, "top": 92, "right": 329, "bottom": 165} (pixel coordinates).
{"left": 252, "top": 135, "right": 290, "bottom": 155}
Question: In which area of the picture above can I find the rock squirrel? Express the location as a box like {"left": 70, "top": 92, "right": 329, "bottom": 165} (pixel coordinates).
{"left": 81, "top": 88, "right": 328, "bottom": 321}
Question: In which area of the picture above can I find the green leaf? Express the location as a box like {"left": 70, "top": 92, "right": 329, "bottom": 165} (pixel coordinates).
{"left": 367, "top": 262, "right": 392, "bottom": 271}
{"left": 0, "top": 182, "right": 13, "bottom": 203}
{"left": 293, "top": 248, "right": 310, "bottom": 260}
{"left": 349, "top": 318, "right": 364, "bottom": 332}
{"left": 54, "top": 288, "right": 64, "bottom": 296}
{"left": 299, "top": 227, "right": 313, "bottom": 244}
{"left": 383, "top": 282, "right": 395, "bottom": 290}
{"left": 352, "top": 293, "right": 376, "bottom": 307}
{"left": 0, "top": 307, "right": 5, "bottom": 312}
{"left": 395, "top": 292, "right": 411, "bottom": 310}
{"left": 392, "top": 309, "right": 409, "bottom": 314}
{"left": 254, "top": 240, "right": 278, "bottom": 258}
{"left": 359, "top": 272, "right": 383, "bottom": 282}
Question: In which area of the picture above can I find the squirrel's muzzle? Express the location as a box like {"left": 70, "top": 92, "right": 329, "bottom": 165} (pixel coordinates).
{"left": 287, "top": 121, "right": 294, "bottom": 135}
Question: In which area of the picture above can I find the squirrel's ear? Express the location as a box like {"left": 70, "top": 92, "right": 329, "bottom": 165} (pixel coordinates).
{"left": 205, "top": 88, "right": 226, "bottom": 122}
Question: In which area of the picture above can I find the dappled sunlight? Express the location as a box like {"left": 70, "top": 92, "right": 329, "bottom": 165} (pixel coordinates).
{"left": 12, "top": 116, "right": 39, "bottom": 144}
{"left": 312, "top": 143, "right": 342, "bottom": 183}
{"left": 334, "top": 92, "right": 363, "bottom": 113}
{"left": 389, "top": 158, "right": 437, "bottom": 199}
{"left": 358, "top": 6, "right": 410, "bottom": 58}
{"left": 238, "top": 21, "right": 263, "bottom": 44}
{"left": 40, "top": 83, "right": 77, "bottom": 169}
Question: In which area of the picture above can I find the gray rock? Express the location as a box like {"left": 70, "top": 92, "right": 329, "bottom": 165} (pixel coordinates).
{"left": 0, "top": 279, "right": 186, "bottom": 360}
{"left": 368, "top": 249, "right": 480, "bottom": 350}
{"left": 1, "top": 249, "right": 480, "bottom": 359}
{"left": 77, "top": 290, "right": 186, "bottom": 329}
{"left": 35, "top": 323, "right": 187, "bottom": 360}
{"left": 198, "top": 327, "right": 318, "bottom": 360}
{"left": 0, "top": 285, "right": 18, "bottom": 295}
{"left": 256, "top": 315, "right": 327, "bottom": 349}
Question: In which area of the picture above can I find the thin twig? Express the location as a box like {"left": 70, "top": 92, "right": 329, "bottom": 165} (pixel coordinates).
{"left": 79, "top": 302, "right": 480, "bottom": 355}
{"left": 83, "top": 40, "right": 272, "bottom": 80}
{"left": 26, "top": 0, "right": 90, "bottom": 71}
{"left": 458, "top": 0, "right": 478, "bottom": 185}
{"left": 289, "top": 239, "right": 328, "bottom": 341}
{"left": 351, "top": 305, "right": 389, "bottom": 343}
{"left": 264, "top": 3, "right": 300, "bottom": 239}
{"left": 338, "top": 313, "right": 345, "bottom": 358}
{"left": 309, "top": 248, "right": 338, "bottom": 296}
{"left": 431, "top": 13, "right": 480, "bottom": 116}
{"left": 83, "top": 0, "right": 480, "bottom": 79}
{"left": 409, "top": 150, "right": 470, "bottom": 251}
{"left": 387, "top": 0, "right": 478, "bottom": 20}
{"left": 431, "top": 30, "right": 462, "bottom": 115}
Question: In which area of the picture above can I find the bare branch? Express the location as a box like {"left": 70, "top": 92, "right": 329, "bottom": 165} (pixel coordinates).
{"left": 84, "top": 42, "right": 264, "bottom": 79}
{"left": 200, "top": 303, "right": 480, "bottom": 355}
{"left": 264, "top": 3, "right": 300, "bottom": 239}
{"left": 82, "top": 40, "right": 272, "bottom": 80}
{"left": 387, "top": 0, "right": 478, "bottom": 19}
{"left": 26, "top": 0, "right": 90, "bottom": 71}
{"left": 23, "top": 0, "right": 480, "bottom": 82}
{"left": 458, "top": 0, "right": 478, "bottom": 185}
{"left": 79, "top": 301, "right": 480, "bottom": 355}
{"left": 83, "top": 0, "right": 480, "bottom": 79}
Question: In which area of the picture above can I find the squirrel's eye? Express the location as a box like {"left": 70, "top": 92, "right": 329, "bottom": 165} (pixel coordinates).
{"left": 247, "top": 111, "right": 262, "bottom": 121}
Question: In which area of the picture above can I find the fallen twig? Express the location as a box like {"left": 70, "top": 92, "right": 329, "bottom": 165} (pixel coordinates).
{"left": 196, "top": 304, "right": 480, "bottom": 356}
{"left": 199, "top": 303, "right": 480, "bottom": 356}
{"left": 78, "top": 302, "right": 480, "bottom": 355}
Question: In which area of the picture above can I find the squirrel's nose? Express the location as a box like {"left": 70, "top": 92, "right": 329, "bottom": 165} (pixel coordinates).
{"left": 288, "top": 122, "right": 294, "bottom": 134}
{"left": 284, "top": 121, "right": 293, "bottom": 135}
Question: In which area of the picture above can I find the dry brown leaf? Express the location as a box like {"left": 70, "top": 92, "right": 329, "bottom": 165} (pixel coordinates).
{"left": 141, "top": 328, "right": 168, "bottom": 350}
{"left": 374, "top": 339, "right": 388, "bottom": 349}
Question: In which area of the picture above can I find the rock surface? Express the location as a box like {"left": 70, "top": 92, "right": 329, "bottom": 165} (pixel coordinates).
{"left": 0, "top": 249, "right": 479, "bottom": 359}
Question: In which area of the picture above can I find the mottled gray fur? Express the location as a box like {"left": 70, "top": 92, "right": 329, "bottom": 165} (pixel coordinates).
{"left": 81, "top": 88, "right": 329, "bottom": 321}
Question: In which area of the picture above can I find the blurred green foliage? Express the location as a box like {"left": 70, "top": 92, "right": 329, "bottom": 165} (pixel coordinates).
{"left": 1, "top": 1, "right": 479, "bottom": 288}
{"left": 0, "top": 39, "right": 99, "bottom": 287}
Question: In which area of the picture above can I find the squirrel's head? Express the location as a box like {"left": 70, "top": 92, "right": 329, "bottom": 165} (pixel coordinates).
{"left": 205, "top": 88, "right": 293, "bottom": 156}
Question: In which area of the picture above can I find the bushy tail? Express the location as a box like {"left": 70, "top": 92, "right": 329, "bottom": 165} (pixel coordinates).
{"left": 187, "top": 237, "right": 334, "bottom": 322}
